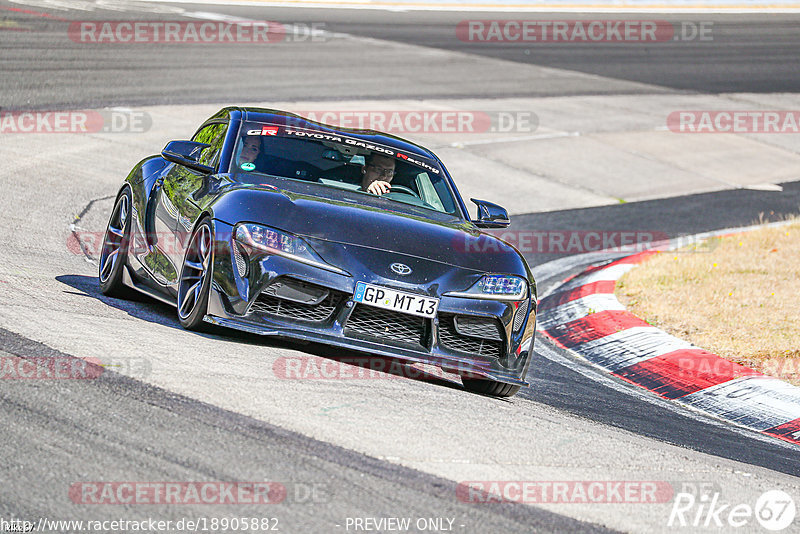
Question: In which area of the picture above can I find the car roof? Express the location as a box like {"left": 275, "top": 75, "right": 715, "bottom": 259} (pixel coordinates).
{"left": 215, "top": 106, "right": 439, "bottom": 162}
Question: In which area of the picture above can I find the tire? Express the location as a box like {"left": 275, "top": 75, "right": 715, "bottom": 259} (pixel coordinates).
{"left": 177, "top": 218, "right": 214, "bottom": 331}
{"left": 461, "top": 377, "right": 521, "bottom": 398}
{"left": 99, "top": 188, "right": 135, "bottom": 299}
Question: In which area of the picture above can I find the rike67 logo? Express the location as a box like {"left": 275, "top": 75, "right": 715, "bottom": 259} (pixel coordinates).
{"left": 668, "top": 489, "right": 796, "bottom": 531}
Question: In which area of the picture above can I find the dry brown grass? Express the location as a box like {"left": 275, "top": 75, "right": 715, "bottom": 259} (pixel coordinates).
{"left": 616, "top": 220, "right": 800, "bottom": 385}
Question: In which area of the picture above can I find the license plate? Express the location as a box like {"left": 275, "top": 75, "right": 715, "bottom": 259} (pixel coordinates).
{"left": 353, "top": 282, "right": 439, "bottom": 319}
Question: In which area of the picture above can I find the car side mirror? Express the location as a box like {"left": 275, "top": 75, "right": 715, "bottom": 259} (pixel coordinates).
{"left": 471, "top": 198, "right": 510, "bottom": 228}
{"left": 162, "top": 140, "right": 214, "bottom": 174}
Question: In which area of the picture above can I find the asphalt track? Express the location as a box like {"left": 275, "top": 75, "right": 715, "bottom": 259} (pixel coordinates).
{"left": 0, "top": 327, "right": 606, "bottom": 533}
{"left": 3, "top": 6, "right": 800, "bottom": 109}
{"left": 1, "top": 1, "right": 800, "bottom": 533}
{"left": 524, "top": 184, "right": 800, "bottom": 474}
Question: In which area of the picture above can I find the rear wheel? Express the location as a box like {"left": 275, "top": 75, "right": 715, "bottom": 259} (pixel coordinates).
{"left": 99, "top": 188, "right": 135, "bottom": 299}
{"left": 461, "top": 377, "right": 521, "bottom": 398}
{"left": 177, "top": 218, "right": 214, "bottom": 331}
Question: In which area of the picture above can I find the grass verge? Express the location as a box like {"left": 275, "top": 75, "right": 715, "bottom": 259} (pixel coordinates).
{"left": 616, "top": 219, "right": 800, "bottom": 386}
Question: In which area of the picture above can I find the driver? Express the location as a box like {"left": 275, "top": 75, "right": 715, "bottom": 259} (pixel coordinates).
{"left": 361, "top": 153, "right": 396, "bottom": 196}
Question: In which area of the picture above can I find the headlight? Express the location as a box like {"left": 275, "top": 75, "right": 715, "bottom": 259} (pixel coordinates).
{"left": 445, "top": 275, "right": 528, "bottom": 301}
{"left": 235, "top": 223, "right": 347, "bottom": 276}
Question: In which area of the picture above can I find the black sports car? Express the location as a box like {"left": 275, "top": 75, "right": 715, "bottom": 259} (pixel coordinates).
{"left": 99, "top": 107, "right": 536, "bottom": 397}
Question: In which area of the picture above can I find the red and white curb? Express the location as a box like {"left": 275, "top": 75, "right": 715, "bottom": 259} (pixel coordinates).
{"left": 537, "top": 250, "right": 800, "bottom": 447}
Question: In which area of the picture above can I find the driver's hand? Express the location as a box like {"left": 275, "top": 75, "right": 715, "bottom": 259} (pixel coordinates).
{"left": 367, "top": 180, "right": 391, "bottom": 196}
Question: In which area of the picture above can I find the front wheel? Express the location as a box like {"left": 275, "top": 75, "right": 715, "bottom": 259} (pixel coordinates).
{"left": 177, "top": 218, "right": 214, "bottom": 331}
{"left": 461, "top": 377, "right": 521, "bottom": 398}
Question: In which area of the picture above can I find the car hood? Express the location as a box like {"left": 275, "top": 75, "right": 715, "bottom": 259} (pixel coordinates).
{"left": 209, "top": 180, "right": 528, "bottom": 277}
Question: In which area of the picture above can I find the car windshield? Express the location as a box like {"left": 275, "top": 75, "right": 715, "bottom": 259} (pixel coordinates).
{"left": 230, "top": 121, "right": 461, "bottom": 215}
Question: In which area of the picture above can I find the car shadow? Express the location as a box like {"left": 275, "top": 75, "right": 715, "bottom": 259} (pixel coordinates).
{"left": 58, "top": 273, "right": 185, "bottom": 330}
{"left": 57, "top": 274, "right": 464, "bottom": 392}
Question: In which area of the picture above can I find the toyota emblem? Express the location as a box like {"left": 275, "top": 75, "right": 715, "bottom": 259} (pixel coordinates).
{"left": 390, "top": 263, "right": 412, "bottom": 276}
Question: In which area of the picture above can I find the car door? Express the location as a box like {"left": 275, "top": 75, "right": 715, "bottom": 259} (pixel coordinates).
{"left": 164, "top": 122, "right": 228, "bottom": 282}
{"left": 137, "top": 163, "right": 181, "bottom": 291}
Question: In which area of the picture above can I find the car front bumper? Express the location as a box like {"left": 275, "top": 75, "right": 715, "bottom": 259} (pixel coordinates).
{"left": 206, "top": 219, "right": 536, "bottom": 387}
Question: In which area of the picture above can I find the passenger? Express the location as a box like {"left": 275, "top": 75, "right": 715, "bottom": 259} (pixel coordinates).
{"left": 237, "top": 134, "right": 302, "bottom": 178}
{"left": 361, "top": 153, "right": 396, "bottom": 196}
{"left": 237, "top": 135, "right": 263, "bottom": 170}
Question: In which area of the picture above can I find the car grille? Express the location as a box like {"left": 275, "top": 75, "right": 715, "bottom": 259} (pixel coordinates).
{"left": 345, "top": 304, "right": 430, "bottom": 349}
{"left": 251, "top": 291, "right": 342, "bottom": 323}
{"left": 438, "top": 313, "right": 504, "bottom": 360}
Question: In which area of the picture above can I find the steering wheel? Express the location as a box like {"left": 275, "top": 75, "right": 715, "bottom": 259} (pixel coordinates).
{"left": 389, "top": 184, "right": 420, "bottom": 198}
